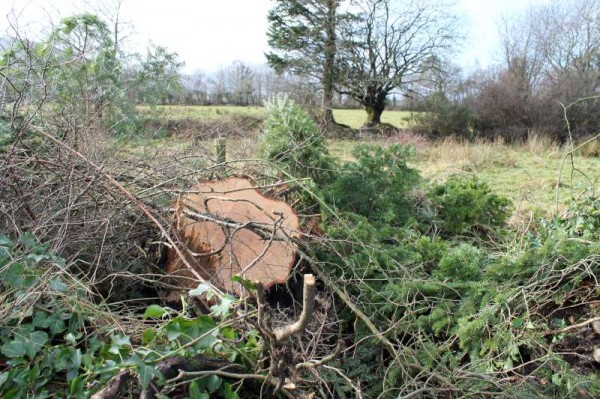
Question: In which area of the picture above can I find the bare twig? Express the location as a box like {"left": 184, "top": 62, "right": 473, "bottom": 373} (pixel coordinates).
{"left": 544, "top": 316, "right": 600, "bottom": 336}
{"left": 29, "top": 124, "right": 224, "bottom": 298}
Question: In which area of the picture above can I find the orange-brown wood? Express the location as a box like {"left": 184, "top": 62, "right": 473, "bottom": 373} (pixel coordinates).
{"left": 167, "top": 177, "right": 300, "bottom": 296}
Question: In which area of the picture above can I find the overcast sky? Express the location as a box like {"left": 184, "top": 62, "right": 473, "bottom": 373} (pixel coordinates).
{"left": 0, "top": 0, "right": 550, "bottom": 74}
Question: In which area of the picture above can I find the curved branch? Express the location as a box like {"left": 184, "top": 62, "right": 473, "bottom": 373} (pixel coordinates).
{"left": 274, "top": 274, "right": 316, "bottom": 342}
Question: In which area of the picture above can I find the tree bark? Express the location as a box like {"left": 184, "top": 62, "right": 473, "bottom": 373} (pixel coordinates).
{"left": 322, "top": 0, "right": 337, "bottom": 126}
{"left": 365, "top": 103, "right": 385, "bottom": 126}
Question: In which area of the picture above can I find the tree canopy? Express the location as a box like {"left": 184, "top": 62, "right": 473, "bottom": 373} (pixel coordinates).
{"left": 266, "top": 0, "right": 461, "bottom": 127}
{"left": 266, "top": 0, "right": 350, "bottom": 124}
{"left": 338, "top": 0, "right": 460, "bottom": 126}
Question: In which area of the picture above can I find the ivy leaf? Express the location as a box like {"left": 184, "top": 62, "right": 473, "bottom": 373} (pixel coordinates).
{"left": 0, "top": 371, "right": 8, "bottom": 387}
{"left": 18, "top": 232, "right": 38, "bottom": 249}
{"left": 1, "top": 340, "right": 25, "bottom": 358}
{"left": 27, "top": 253, "right": 46, "bottom": 264}
{"left": 138, "top": 364, "right": 156, "bottom": 389}
{"left": 142, "top": 329, "right": 157, "bottom": 345}
{"left": 0, "top": 235, "right": 13, "bottom": 261}
{"left": 110, "top": 333, "right": 131, "bottom": 354}
{"left": 143, "top": 304, "right": 167, "bottom": 319}
{"left": 32, "top": 312, "right": 49, "bottom": 328}
{"left": 196, "top": 375, "right": 222, "bottom": 394}
{"left": 189, "top": 380, "right": 208, "bottom": 399}
{"left": 0, "top": 235, "right": 13, "bottom": 246}
{"left": 69, "top": 375, "right": 85, "bottom": 397}
{"left": 205, "top": 375, "right": 222, "bottom": 393}
{"left": 1, "top": 263, "right": 24, "bottom": 288}
{"left": 24, "top": 331, "right": 48, "bottom": 360}
{"left": 166, "top": 321, "right": 181, "bottom": 341}
{"left": 221, "top": 382, "right": 240, "bottom": 399}
{"left": 70, "top": 348, "right": 83, "bottom": 370}
{"left": 48, "top": 316, "right": 66, "bottom": 336}
{"left": 112, "top": 333, "right": 131, "bottom": 348}
{"left": 49, "top": 277, "right": 68, "bottom": 292}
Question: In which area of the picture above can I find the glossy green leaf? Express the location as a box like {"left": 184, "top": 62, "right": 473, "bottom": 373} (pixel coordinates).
{"left": 166, "top": 321, "right": 181, "bottom": 341}
{"left": 138, "top": 364, "right": 156, "bottom": 389}
{"left": 188, "top": 380, "right": 207, "bottom": 399}
{"left": 143, "top": 304, "right": 167, "bottom": 319}
{"left": 24, "top": 331, "right": 49, "bottom": 359}
{"left": 142, "top": 329, "right": 157, "bottom": 345}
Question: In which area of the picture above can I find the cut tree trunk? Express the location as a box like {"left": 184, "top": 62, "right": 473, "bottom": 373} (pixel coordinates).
{"left": 167, "top": 177, "right": 301, "bottom": 296}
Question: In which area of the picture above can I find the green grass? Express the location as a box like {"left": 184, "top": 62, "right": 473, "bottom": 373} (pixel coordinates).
{"left": 332, "top": 109, "right": 414, "bottom": 129}
{"left": 131, "top": 105, "right": 600, "bottom": 216}
{"left": 138, "top": 105, "right": 413, "bottom": 129}
{"left": 328, "top": 137, "right": 600, "bottom": 216}
{"left": 137, "top": 105, "right": 268, "bottom": 120}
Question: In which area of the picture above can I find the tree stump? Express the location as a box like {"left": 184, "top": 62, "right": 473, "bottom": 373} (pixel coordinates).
{"left": 167, "top": 177, "right": 300, "bottom": 295}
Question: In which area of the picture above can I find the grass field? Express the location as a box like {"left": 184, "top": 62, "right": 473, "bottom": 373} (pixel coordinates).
{"left": 139, "top": 105, "right": 413, "bottom": 129}
{"left": 329, "top": 136, "right": 600, "bottom": 217}
{"left": 332, "top": 108, "right": 413, "bottom": 128}
{"left": 137, "top": 105, "right": 268, "bottom": 120}
{"left": 133, "top": 105, "right": 599, "bottom": 216}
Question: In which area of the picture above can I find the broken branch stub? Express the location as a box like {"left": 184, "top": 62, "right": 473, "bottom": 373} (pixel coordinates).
{"left": 167, "top": 177, "right": 300, "bottom": 295}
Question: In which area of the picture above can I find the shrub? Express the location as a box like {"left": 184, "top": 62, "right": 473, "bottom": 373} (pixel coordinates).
{"left": 424, "top": 175, "right": 511, "bottom": 238}
{"left": 434, "top": 243, "right": 486, "bottom": 282}
{"left": 413, "top": 93, "right": 477, "bottom": 139}
{"left": 324, "top": 144, "right": 420, "bottom": 226}
{"left": 259, "top": 95, "right": 336, "bottom": 184}
{"left": 0, "top": 232, "right": 253, "bottom": 398}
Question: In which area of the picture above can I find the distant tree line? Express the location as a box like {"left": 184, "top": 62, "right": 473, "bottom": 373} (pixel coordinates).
{"left": 411, "top": 0, "right": 600, "bottom": 141}
{"left": 262, "top": 0, "right": 600, "bottom": 139}
{"left": 169, "top": 61, "right": 373, "bottom": 109}
{"left": 5, "top": 0, "right": 596, "bottom": 141}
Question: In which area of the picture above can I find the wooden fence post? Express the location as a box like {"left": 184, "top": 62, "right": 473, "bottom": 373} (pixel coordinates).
{"left": 215, "top": 137, "right": 226, "bottom": 175}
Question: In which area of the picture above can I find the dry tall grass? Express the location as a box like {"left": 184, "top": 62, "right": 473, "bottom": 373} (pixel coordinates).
{"left": 577, "top": 135, "right": 600, "bottom": 158}
{"left": 420, "top": 135, "right": 562, "bottom": 171}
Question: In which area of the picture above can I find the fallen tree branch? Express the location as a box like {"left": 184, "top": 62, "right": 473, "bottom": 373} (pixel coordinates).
{"left": 544, "top": 316, "right": 600, "bottom": 336}
{"left": 301, "top": 251, "right": 398, "bottom": 356}
{"left": 300, "top": 250, "right": 454, "bottom": 389}
{"left": 296, "top": 341, "right": 343, "bottom": 370}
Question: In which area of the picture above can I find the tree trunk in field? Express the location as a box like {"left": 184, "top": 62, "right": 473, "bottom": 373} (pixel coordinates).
{"left": 365, "top": 103, "right": 385, "bottom": 126}
{"left": 321, "top": 107, "right": 335, "bottom": 125}
{"left": 321, "top": 0, "right": 337, "bottom": 126}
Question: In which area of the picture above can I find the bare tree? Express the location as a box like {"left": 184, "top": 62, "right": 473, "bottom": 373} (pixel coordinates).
{"left": 183, "top": 70, "right": 208, "bottom": 104}
{"left": 493, "top": 0, "right": 600, "bottom": 137}
{"left": 497, "top": 7, "right": 547, "bottom": 96}
{"left": 225, "top": 60, "right": 255, "bottom": 106}
{"left": 338, "top": 0, "right": 460, "bottom": 127}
